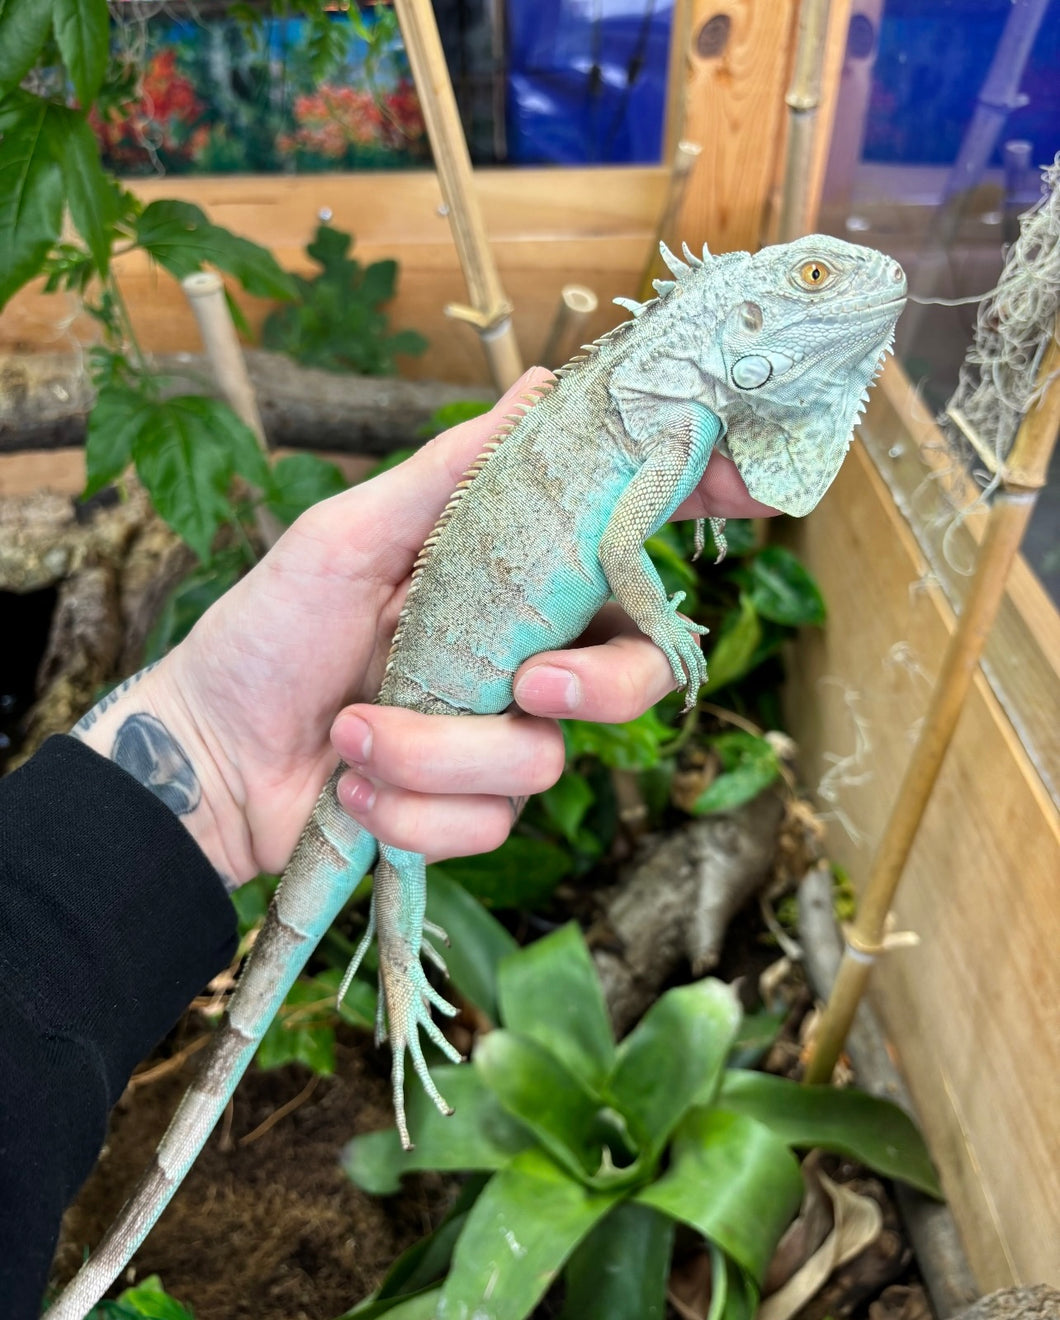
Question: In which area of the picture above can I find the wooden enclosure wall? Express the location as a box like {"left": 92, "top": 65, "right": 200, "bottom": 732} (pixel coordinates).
{"left": 781, "top": 363, "right": 1060, "bottom": 1288}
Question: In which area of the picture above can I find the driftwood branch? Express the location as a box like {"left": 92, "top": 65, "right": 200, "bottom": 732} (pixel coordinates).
{"left": 0, "top": 351, "right": 493, "bottom": 454}
{"left": 593, "top": 790, "right": 786, "bottom": 1035}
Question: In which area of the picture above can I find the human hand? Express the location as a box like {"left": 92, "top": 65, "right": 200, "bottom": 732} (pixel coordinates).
{"left": 72, "top": 368, "right": 775, "bottom": 886}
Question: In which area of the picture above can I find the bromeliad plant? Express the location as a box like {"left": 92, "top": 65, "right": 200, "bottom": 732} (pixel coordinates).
{"left": 342, "top": 924, "right": 940, "bottom": 1320}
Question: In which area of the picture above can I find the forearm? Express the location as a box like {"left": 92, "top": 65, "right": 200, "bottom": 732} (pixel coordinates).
{"left": 69, "top": 658, "right": 250, "bottom": 890}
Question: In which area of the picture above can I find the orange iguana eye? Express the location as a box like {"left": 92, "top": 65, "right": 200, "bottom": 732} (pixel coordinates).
{"left": 799, "top": 260, "right": 831, "bottom": 288}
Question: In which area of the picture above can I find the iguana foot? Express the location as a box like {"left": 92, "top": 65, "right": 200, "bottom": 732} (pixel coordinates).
{"left": 373, "top": 845, "right": 462, "bottom": 1149}
{"left": 652, "top": 590, "right": 709, "bottom": 707}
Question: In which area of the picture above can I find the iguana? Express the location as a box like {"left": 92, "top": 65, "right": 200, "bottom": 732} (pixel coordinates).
{"left": 49, "top": 233, "right": 905, "bottom": 1317}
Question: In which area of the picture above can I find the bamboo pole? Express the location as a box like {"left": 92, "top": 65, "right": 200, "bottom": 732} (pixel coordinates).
{"left": 637, "top": 139, "right": 702, "bottom": 303}
{"left": 775, "top": 0, "right": 833, "bottom": 242}
{"left": 392, "top": 0, "right": 523, "bottom": 391}
{"left": 538, "top": 285, "right": 599, "bottom": 370}
{"left": 804, "top": 322, "right": 1060, "bottom": 1084}
{"left": 181, "top": 271, "right": 284, "bottom": 550}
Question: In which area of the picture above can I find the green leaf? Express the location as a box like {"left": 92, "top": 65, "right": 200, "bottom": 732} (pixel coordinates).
{"left": 56, "top": 106, "right": 118, "bottom": 275}
{"left": 497, "top": 923, "right": 615, "bottom": 1091}
{"left": 692, "top": 731, "right": 780, "bottom": 815}
{"left": 564, "top": 707, "right": 675, "bottom": 770}
{"left": 0, "top": 0, "right": 53, "bottom": 98}
{"left": 135, "top": 200, "right": 295, "bottom": 300}
{"left": 229, "top": 872, "right": 280, "bottom": 938}
{"left": 437, "top": 833, "right": 572, "bottom": 908}
{"left": 387, "top": 327, "right": 429, "bottom": 359}
{"left": 560, "top": 1202, "right": 674, "bottom": 1320}
{"left": 0, "top": 92, "right": 63, "bottom": 309}
{"left": 83, "top": 383, "right": 148, "bottom": 496}
{"left": 717, "top": 1070, "right": 942, "bottom": 1197}
{"left": 606, "top": 980, "right": 741, "bottom": 1167}
{"left": 646, "top": 524, "right": 699, "bottom": 598}
{"left": 342, "top": 1064, "right": 534, "bottom": 1195}
{"left": 424, "top": 866, "right": 517, "bottom": 1021}
{"left": 711, "top": 1250, "right": 758, "bottom": 1320}
{"left": 264, "top": 452, "right": 347, "bottom": 524}
{"left": 346, "top": 1178, "right": 486, "bottom": 1315}
{"left": 539, "top": 769, "right": 595, "bottom": 848}
{"left": 111, "top": 1274, "right": 195, "bottom": 1319}
{"left": 438, "top": 1149, "right": 622, "bottom": 1320}
{"left": 341, "top": 1289, "right": 442, "bottom": 1320}
{"left": 130, "top": 395, "right": 268, "bottom": 561}
{"left": 142, "top": 556, "right": 244, "bottom": 663}
{"left": 418, "top": 398, "right": 492, "bottom": 438}
{"left": 53, "top": 0, "right": 109, "bottom": 106}
{"left": 256, "top": 977, "right": 337, "bottom": 1075}
{"left": 636, "top": 1108, "right": 802, "bottom": 1282}
{"left": 747, "top": 545, "right": 826, "bottom": 626}
{"left": 474, "top": 1029, "right": 606, "bottom": 1179}
{"left": 714, "top": 518, "right": 757, "bottom": 557}
{"left": 360, "top": 257, "right": 398, "bottom": 305}
{"left": 703, "top": 592, "right": 762, "bottom": 694}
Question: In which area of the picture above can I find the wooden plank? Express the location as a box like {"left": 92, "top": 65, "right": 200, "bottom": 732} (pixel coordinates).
{"left": 674, "top": 0, "right": 798, "bottom": 253}
{"left": 780, "top": 381, "right": 1060, "bottom": 1286}
{"left": 0, "top": 168, "right": 669, "bottom": 386}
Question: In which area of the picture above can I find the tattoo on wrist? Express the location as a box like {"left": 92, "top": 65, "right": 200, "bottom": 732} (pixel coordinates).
{"left": 112, "top": 712, "right": 202, "bottom": 816}
{"left": 70, "top": 662, "right": 160, "bottom": 736}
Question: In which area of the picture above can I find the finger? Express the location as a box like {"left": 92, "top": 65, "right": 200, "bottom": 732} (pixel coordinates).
{"left": 674, "top": 449, "right": 780, "bottom": 520}
{"left": 335, "top": 772, "right": 516, "bottom": 862}
{"left": 331, "top": 704, "right": 565, "bottom": 798}
{"left": 513, "top": 614, "right": 683, "bottom": 722}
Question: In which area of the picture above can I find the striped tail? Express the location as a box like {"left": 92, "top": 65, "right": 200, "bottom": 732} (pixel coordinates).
{"left": 48, "top": 777, "right": 376, "bottom": 1319}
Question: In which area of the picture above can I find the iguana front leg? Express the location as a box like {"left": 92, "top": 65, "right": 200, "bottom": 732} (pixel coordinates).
{"left": 599, "top": 404, "right": 723, "bottom": 705}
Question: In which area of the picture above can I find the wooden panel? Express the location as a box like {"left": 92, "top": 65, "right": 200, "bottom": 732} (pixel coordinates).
{"left": 781, "top": 375, "right": 1060, "bottom": 1286}
{"left": 674, "top": 0, "right": 798, "bottom": 252}
{"left": 0, "top": 168, "right": 669, "bottom": 386}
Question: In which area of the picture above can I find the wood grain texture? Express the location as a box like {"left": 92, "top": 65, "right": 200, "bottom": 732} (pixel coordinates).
{"left": 0, "top": 169, "right": 669, "bottom": 386}
{"left": 780, "top": 367, "right": 1060, "bottom": 1288}
{"left": 674, "top": 0, "right": 798, "bottom": 252}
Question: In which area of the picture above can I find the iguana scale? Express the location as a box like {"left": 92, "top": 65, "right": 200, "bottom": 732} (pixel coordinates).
{"left": 49, "top": 234, "right": 905, "bottom": 1317}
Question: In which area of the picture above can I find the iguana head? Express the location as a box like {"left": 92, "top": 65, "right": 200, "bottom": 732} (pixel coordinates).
{"left": 613, "top": 234, "right": 907, "bottom": 516}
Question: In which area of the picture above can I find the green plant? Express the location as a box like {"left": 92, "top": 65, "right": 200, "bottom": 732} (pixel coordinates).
{"left": 262, "top": 223, "right": 428, "bottom": 375}
{"left": 342, "top": 924, "right": 939, "bottom": 1320}
{"left": 80, "top": 1273, "right": 193, "bottom": 1318}
{"left": 1, "top": 3, "right": 352, "bottom": 569}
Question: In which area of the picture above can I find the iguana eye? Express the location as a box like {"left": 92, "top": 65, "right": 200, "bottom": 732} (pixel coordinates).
{"left": 798, "top": 260, "right": 831, "bottom": 289}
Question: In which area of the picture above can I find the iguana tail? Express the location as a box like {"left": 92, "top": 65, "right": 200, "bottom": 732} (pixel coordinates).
{"left": 48, "top": 774, "right": 377, "bottom": 1319}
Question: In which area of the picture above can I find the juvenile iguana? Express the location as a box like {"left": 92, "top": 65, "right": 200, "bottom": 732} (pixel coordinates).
{"left": 49, "top": 233, "right": 905, "bottom": 1317}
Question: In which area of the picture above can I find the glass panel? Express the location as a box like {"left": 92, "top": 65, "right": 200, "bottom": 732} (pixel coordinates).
{"left": 817, "top": 0, "right": 1060, "bottom": 602}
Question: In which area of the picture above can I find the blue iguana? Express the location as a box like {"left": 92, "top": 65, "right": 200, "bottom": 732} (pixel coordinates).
{"left": 49, "top": 234, "right": 905, "bottom": 1317}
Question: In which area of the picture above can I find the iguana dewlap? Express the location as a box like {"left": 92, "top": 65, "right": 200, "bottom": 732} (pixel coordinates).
{"left": 49, "top": 234, "right": 905, "bottom": 1317}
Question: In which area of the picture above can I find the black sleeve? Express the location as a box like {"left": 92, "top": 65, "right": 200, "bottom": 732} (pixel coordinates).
{"left": 0, "top": 735, "right": 238, "bottom": 1318}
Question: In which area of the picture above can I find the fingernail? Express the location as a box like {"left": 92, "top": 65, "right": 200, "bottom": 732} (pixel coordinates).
{"left": 333, "top": 712, "right": 372, "bottom": 764}
{"left": 338, "top": 771, "right": 376, "bottom": 814}
{"left": 514, "top": 665, "right": 580, "bottom": 715}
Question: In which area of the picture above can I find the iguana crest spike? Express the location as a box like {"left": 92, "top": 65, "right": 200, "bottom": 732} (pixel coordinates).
{"left": 659, "top": 241, "right": 692, "bottom": 279}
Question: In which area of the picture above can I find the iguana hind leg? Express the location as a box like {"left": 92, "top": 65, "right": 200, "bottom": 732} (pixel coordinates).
{"left": 370, "top": 844, "right": 462, "bottom": 1148}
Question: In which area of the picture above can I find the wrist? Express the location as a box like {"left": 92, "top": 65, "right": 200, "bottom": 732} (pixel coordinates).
{"left": 70, "top": 658, "right": 250, "bottom": 888}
